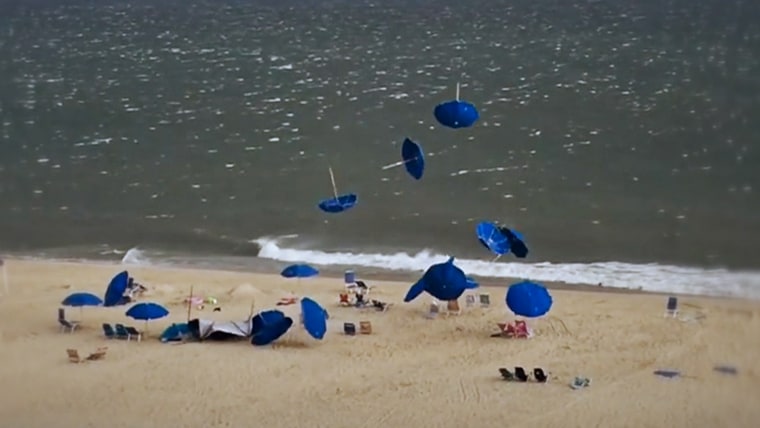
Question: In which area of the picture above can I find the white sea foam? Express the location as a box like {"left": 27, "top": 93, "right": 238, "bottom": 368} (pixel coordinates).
{"left": 254, "top": 236, "right": 760, "bottom": 299}
{"left": 121, "top": 248, "right": 151, "bottom": 266}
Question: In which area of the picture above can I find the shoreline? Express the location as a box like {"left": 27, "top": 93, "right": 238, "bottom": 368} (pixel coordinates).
{"left": 1, "top": 255, "right": 752, "bottom": 302}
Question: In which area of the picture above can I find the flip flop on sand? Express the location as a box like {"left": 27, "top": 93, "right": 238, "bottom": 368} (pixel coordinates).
{"left": 570, "top": 377, "right": 591, "bottom": 389}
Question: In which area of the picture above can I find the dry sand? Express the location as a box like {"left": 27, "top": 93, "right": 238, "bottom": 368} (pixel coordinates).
{"left": 1, "top": 259, "right": 759, "bottom": 428}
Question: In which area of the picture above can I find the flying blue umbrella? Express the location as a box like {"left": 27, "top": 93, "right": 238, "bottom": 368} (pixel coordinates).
{"left": 104, "top": 271, "right": 129, "bottom": 307}
{"left": 125, "top": 302, "right": 170, "bottom": 332}
{"left": 280, "top": 264, "right": 319, "bottom": 279}
{"left": 433, "top": 83, "right": 479, "bottom": 129}
{"left": 404, "top": 257, "right": 472, "bottom": 302}
{"left": 318, "top": 167, "right": 357, "bottom": 213}
{"left": 499, "top": 227, "right": 529, "bottom": 258}
{"left": 476, "top": 222, "right": 510, "bottom": 257}
{"left": 300, "top": 297, "right": 328, "bottom": 340}
{"left": 252, "top": 316, "right": 294, "bottom": 346}
{"left": 506, "top": 281, "right": 552, "bottom": 318}
{"left": 251, "top": 309, "right": 287, "bottom": 336}
{"left": 381, "top": 137, "right": 425, "bottom": 180}
{"left": 62, "top": 292, "right": 103, "bottom": 307}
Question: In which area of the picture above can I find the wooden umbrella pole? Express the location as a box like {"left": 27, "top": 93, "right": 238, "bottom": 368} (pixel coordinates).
{"left": 187, "top": 285, "right": 194, "bottom": 322}
{"left": 456, "top": 82, "right": 460, "bottom": 101}
{"left": 328, "top": 167, "right": 338, "bottom": 199}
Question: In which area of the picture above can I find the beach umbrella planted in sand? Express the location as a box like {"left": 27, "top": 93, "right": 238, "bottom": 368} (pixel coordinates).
{"left": 125, "top": 302, "right": 169, "bottom": 332}
{"left": 506, "top": 281, "right": 552, "bottom": 318}
{"left": 404, "top": 257, "right": 479, "bottom": 303}
{"left": 433, "top": 83, "right": 479, "bottom": 129}
{"left": 382, "top": 137, "right": 425, "bottom": 180}
{"left": 62, "top": 292, "right": 103, "bottom": 317}
{"left": 317, "top": 167, "right": 357, "bottom": 213}
{"left": 104, "top": 271, "right": 129, "bottom": 307}
{"left": 280, "top": 264, "right": 319, "bottom": 279}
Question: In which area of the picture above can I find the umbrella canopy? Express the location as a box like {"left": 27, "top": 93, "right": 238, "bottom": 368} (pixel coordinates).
{"left": 465, "top": 276, "right": 480, "bottom": 289}
{"left": 506, "top": 281, "right": 552, "bottom": 318}
{"left": 300, "top": 297, "right": 328, "bottom": 340}
{"left": 160, "top": 323, "right": 190, "bottom": 342}
{"left": 251, "top": 309, "right": 287, "bottom": 336}
{"left": 280, "top": 264, "right": 319, "bottom": 279}
{"left": 404, "top": 257, "right": 469, "bottom": 302}
{"left": 125, "top": 302, "right": 169, "bottom": 321}
{"left": 500, "top": 227, "right": 529, "bottom": 258}
{"left": 476, "top": 222, "right": 510, "bottom": 256}
{"left": 402, "top": 138, "right": 425, "bottom": 180}
{"left": 104, "top": 271, "right": 129, "bottom": 307}
{"left": 433, "top": 83, "right": 479, "bottom": 129}
{"left": 318, "top": 167, "right": 357, "bottom": 213}
{"left": 251, "top": 316, "right": 293, "bottom": 346}
{"left": 62, "top": 292, "right": 103, "bottom": 307}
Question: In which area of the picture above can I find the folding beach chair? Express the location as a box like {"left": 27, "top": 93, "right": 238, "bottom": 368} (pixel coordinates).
{"left": 102, "top": 323, "right": 116, "bottom": 339}
{"left": 533, "top": 368, "right": 548, "bottom": 383}
{"left": 514, "top": 367, "right": 529, "bottom": 382}
{"left": 664, "top": 296, "right": 678, "bottom": 318}
{"left": 465, "top": 294, "right": 476, "bottom": 308}
{"left": 338, "top": 293, "right": 351, "bottom": 306}
{"left": 426, "top": 301, "right": 440, "bottom": 319}
{"left": 498, "top": 368, "right": 516, "bottom": 381}
{"left": 446, "top": 299, "right": 461, "bottom": 316}
{"left": 114, "top": 324, "right": 131, "bottom": 340}
{"left": 86, "top": 347, "right": 108, "bottom": 361}
{"left": 58, "top": 308, "right": 79, "bottom": 333}
{"left": 125, "top": 326, "right": 143, "bottom": 342}
{"left": 479, "top": 293, "right": 490, "bottom": 308}
{"left": 67, "top": 349, "right": 82, "bottom": 363}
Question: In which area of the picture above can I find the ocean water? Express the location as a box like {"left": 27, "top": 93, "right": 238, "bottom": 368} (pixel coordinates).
{"left": 1, "top": 0, "right": 759, "bottom": 298}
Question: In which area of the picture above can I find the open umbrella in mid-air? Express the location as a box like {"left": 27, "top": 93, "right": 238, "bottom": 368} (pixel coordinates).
{"left": 403, "top": 257, "right": 478, "bottom": 302}
{"left": 382, "top": 137, "right": 425, "bottom": 180}
{"left": 251, "top": 309, "right": 294, "bottom": 346}
{"left": 300, "top": 297, "right": 328, "bottom": 340}
{"left": 506, "top": 281, "right": 552, "bottom": 318}
{"left": 434, "top": 83, "right": 479, "bottom": 129}
{"left": 476, "top": 221, "right": 510, "bottom": 257}
{"left": 317, "top": 167, "right": 357, "bottom": 213}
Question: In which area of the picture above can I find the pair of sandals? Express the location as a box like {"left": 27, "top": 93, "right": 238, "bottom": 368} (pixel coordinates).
{"left": 499, "top": 367, "right": 548, "bottom": 383}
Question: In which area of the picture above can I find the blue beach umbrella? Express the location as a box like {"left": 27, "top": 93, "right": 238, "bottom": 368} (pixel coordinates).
{"left": 280, "top": 264, "right": 319, "bottom": 279}
{"left": 104, "top": 271, "right": 129, "bottom": 307}
{"left": 126, "top": 302, "right": 169, "bottom": 331}
{"left": 317, "top": 167, "right": 357, "bottom": 213}
{"left": 62, "top": 292, "right": 103, "bottom": 307}
{"left": 404, "top": 257, "right": 469, "bottom": 302}
{"left": 465, "top": 276, "right": 480, "bottom": 289}
{"left": 506, "top": 281, "right": 552, "bottom": 318}
{"left": 251, "top": 316, "right": 294, "bottom": 346}
{"left": 499, "top": 227, "right": 529, "bottom": 258}
{"left": 300, "top": 297, "right": 328, "bottom": 340}
{"left": 251, "top": 309, "right": 287, "bottom": 336}
{"left": 433, "top": 83, "right": 479, "bottom": 129}
{"left": 476, "top": 222, "right": 510, "bottom": 257}
{"left": 382, "top": 137, "right": 425, "bottom": 180}
{"left": 160, "top": 323, "right": 190, "bottom": 342}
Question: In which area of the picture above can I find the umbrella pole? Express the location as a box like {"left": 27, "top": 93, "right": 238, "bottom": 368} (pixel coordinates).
{"left": 491, "top": 254, "right": 501, "bottom": 262}
{"left": 456, "top": 82, "right": 460, "bottom": 101}
{"left": 1, "top": 262, "right": 8, "bottom": 295}
{"left": 187, "top": 285, "right": 194, "bottom": 322}
{"left": 328, "top": 167, "right": 338, "bottom": 199}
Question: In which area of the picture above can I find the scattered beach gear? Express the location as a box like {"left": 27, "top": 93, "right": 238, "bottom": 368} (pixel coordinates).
{"left": 479, "top": 293, "right": 490, "bottom": 307}
{"left": 67, "top": 347, "right": 108, "bottom": 363}
{"left": 382, "top": 137, "right": 425, "bottom": 180}
{"left": 499, "top": 368, "right": 516, "bottom": 381}
{"left": 343, "top": 322, "right": 356, "bottom": 335}
{"left": 713, "top": 365, "right": 738, "bottom": 375}
{"left": 465, "top": 294, "right": 476, "bottom": 307}
{"left": 446, "top": 299, "right": 461, "bottom": 315}
{"left": 492, "top": 320, "right": 531, "bottom": 338}
{"left": 317, "top": 167, "right": 357, "bottom": 213}
{"left": 301, "top": 297, "right": 328, "bottom": 340}
{"left": 570, "top": 377, "right": 591, "bottom": 389}
{"left": 359, "top": 321, "right": 372, "bottom": 335}
{"left": 476, "top": 221, "right": 510, "bottom": 257}
{"left": 514, "top": 367, "right": 530, "bottom": 382}
{"left": 57, "top": 308, "right": 79, "bottom": 333}
{"left": 506, "top": 281, "right": 553, "bottom": 318}
{"left": 664, "top": 296, "right": 678, "bottom": 318}
{"left": 533, "top": 368, "right": 548, "bottom": 383}
{"left": 104, "top": 271, "right": 129, "bottom": 307}
{"left": 433, "top": 82, "right": 479, "bottom": 129}
{"left": 404, "top": 257, "right": 472, "bottom": 303}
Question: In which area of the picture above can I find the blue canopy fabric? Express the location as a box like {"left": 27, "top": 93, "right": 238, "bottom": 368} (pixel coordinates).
{"left": 104, "top": 271, "right": 129, "bottom": 307}
{"left": 500, "top": 227, "right": 529, "bottom": 258}
{"left": 300, "top": 297, "right": 327, "bottom": 340}
{"left": 160, "top": 323, "right": 190, "bottom": 342}
{"left": 125, "top": 302, "right": 169, "bottom": 321}
{"left": 62, "top": 292, "right": 103, "bottom": 307}
{"left": 280, "top": 264, "right": 319, "bottom": 279}
{"left": 401, "top": 138, "right": 425, "bottom": 180}
{"left": 506, "top": 281, "right": 552, "bottom": 318}
{"left": 434, "top": 100, "right": 479, "bottom": 129}
{"left": 476, "top": 222, "right": 510, "bottom": 255}
{"left": 465, "top": 276, "right": 479, "bottom": 289}
{"left": 404, "top": 257, "right": 469, "bottom": 302}
{"left": 251, "top": 310, "right": 287, "bottom": 336}
{"left": 251, "top": 316, "right": 293, "bottom": 346}
{"left": 318, "top": 193, "right": 357, "bottom": 213}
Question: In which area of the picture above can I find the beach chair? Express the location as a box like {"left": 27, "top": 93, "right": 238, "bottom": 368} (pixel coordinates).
{"left": 343, "top": 322, "right": 356, "bottom": 336}
{"left": 426, "top": 301, "right": 440, "bottom": 319}
{"left": 359, "top": 321, "right": 372, "bottom": 335}
{"left": 465, "top": 294, "right": 476, "bottom": 308}
{"left": 114, "top": 324, "right": 131, "bottom": 340}
{"left": 102, "top": 323, "right": 116, "bottom": 339}
{"left": 498, "top": 368, "right": 516, "bottom": 381}
{"left": 446, "top": 299, "right": 461, "bottom": 316}
{"left": 58, "top": 308, "right": 79, "bottom": 333}
{"left": 67, "top": 349, "right": 82, "bottom": 363}
{"left": 534, "top": 368, "right": 548, "bottom": 383}
{"left": 479, "top": 293, "right": 490, "bottom": 308}
{"left": 664, "top": 296, "right": 678, "bottom": 318}
{"left": 339, "top": 293, "right": 351, "bottom": 306}
{"left": 125, "top": 326, "right": 143, "bottom": 342}
{"left": 86, "top": 347, "right": 108, "bottom": 361}
{"left": 514, "top": 367, "right": 529, "bottom": 382}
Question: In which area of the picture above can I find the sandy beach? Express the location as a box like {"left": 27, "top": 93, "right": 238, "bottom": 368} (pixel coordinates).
{"left": 1, "top": 259, "right": 759, "bottom": 428}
